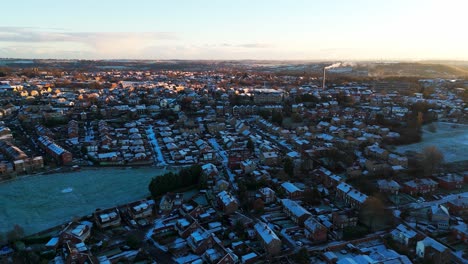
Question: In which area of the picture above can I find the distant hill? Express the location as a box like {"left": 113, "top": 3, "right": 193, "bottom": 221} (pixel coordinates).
{"left": 0, "top": 59, "right": 467, "bottom": 78}
{"left": 366, "top": 62, "right": 468, "bottom": 78}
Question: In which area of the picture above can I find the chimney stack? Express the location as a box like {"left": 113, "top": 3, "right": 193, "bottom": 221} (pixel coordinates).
{"left": 322, "top": 67, "right": 326, "bottom": 89}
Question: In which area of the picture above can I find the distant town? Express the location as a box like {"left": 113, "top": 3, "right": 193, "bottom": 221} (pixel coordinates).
{"left": 0, "top": 60, "right": 467, "bottom": 264}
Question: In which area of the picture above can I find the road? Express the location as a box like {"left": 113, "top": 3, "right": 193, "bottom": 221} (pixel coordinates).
{"left": 208, "top": 138, "right": 238, "bottom": 191}
{"left": 146, "top": 125, "right": 167, "bottom": 166}
{"left": 402, "top": 192, "right": 468, "bottom": 210}
{"left": 144, "top": 217, "right": 175, "bottom": 263}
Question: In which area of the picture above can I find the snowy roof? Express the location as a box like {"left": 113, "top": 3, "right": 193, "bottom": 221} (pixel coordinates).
{"left": 323, "top": 251, "right": 337, "bottom": 261}
{"left": 177, "top": 218, "right": 190, "bottom": 228}
{"left": 452, "top": 223, "right": 467, "bottom": 235}
{"left": 71, "top": 225, "right": 86, "bottom": 237}
{"left": 337, "top": 182, "right": 352, "bottom": 193}
{"left": 98, "top": 152, "right": 118, "bottom": 159}
{"left": 175, "top": 253, "right": 201, "bottom": 264}
{"left": 394, "top": 224, "right": 417, "bottom": 239}
{"left": 347, "top": 190, "right": 368, "bottom": 204}
{"left": 287, "top": 151, "right": 300, "bottom": 158}
{"left": 367, "top": 144, "right": 386, "bottom": 154}
{"left": 190, "top": 229, "right": 209, "bottom": 244}
{"left": 45, "top": 237, "right": 59, "bottom": 247}
{"left": 217, "top": 191, "right": 237, "bottom": 206}
{"left": 438, "top": 174, "right": 463, "bottom": 182}
{"left": 281, "top": 199, "right": 311, "bottom": 218}
{"left": 337, "top": 258, "right": 359, "bottom": 264}
{"left": 448, "top": 196, "right": 468, "bottom": 207}
{"left": 404, "top": 178, "right": 438, "bottom": 188}
{"left": 417, "top": 237, "right": 447, "bottom": 252}
{"left": 241, "top": 253, "right": 257, "bottom": 262}
{"left": 254, "top": 222, "right": 280, "bottom": 244}
{"left": 281, "top": 182, "right": 301, "bottom": 193}
{"left": 377, "top": 179, "right": 401, "bottom": 189}
{"left": 304, "top": 217, "right": 325, "bottom": 232}
{"left": 319, "top": 167, "right": 332, "bottom": 176}
{"left": 259, "top": 187, "right": 275, "bottom": 196}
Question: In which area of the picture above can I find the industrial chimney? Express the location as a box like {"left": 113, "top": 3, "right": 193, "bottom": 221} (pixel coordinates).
{"left": 322, "top": 67, "right": 326, "bottom": 89}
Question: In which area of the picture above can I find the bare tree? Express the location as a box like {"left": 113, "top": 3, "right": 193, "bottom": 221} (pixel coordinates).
{"left": 422, "top": 146, "right": 444, "bottom": 176}
{"left": 253, "top": 198, "right": 265, "bottom": 213}
{"left": 7, "top": 224, "right": 24, "bottom": 242}
{"left": 359, "top": 196, "right": 389, "bottom": 231}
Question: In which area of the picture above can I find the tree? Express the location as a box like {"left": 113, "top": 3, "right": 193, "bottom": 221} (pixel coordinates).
{"left": 272, "top": 111, "right": 283, "bottom": 126}
{"left": 422, "top": 146, "right": 444, "bottom": 176}
{"left": 292, "top": 248, "right": 310, "bottom": 264}
{"left": 148, "top": 165, "right": 202, "bottom": 197}
{"left": 343, "top": 226, "right": 368, "bottom": 240}
{"left": 89, "top": 82, "right": 102, "bottom": 90}
{"left": 303, "top": 187, "right": 321, "bottom": 205}
{"left": 291, "top": 113, "right": 303, "bottom": 123}
{"left": 400, "top": 209, "right": 410, "bottom": 220}
{"left": 299, "top": 160, "right": 309, "bottom": 174}
{"left": 253, "top": 198, "right": 265, "bottom": 213}
{"left": 233, "top": 220, "right": 244, "bottom": 235}
{"left": 283, "top": 158, "right": 294, "bottom": 178}
{"left": 359, "top": 196, "right": 389, "bottom": 231}
{"left": 7, "top": 224, "right": 24, "bottom": 242}
{"left": 198, "top": 172, "right": 209, "bottom": 189}
{"left": 0, "top": 67, "right": 12, "bottom": 77}
{"left": 246, "top": 138, "right": 255, "bottom": 153}
{"left": 126, "top": 232, "right": 142, "bottom": 249}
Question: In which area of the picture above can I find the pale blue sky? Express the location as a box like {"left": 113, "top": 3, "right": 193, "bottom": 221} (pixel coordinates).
{"left": 0, "top": 0, "right": 467, "bottom": 60}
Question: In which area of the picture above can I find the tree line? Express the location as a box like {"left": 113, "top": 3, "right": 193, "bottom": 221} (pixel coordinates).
{"left": 148, "top": 165, "right": 202, "bottom": 197}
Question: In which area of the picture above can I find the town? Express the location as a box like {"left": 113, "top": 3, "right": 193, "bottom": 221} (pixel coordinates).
{"left": 0, "top": 61, "right": 467, "bottom": 264}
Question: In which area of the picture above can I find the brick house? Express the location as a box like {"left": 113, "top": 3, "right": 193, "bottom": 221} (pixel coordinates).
{"left": 317, "top": 167, "right": 342, "bottom": 188}
{"left": 390, "top": 224, "right": 418, "bottom": 247}
{"left": 304, "top": 217, "right": 327, "bottom": 244}
{"left": 37, "top": 136, "right": 73, "bottom": 165}
{"left": 217, "top": 191, "right": 239, "bottom": 215}
{"left": 60, "top": 222, "right": 92, "bottom": 245}
{"left": 446, "top": 197, "right": 468, "bottom": 216}
{"left": 159, "top": 193, "right": 183, "bottom": 212}
{"left": 187, "top": 229, "right": 214, "bottom": 255}
{"left": 332, "top": 210, "right": 358, "bottom": 229}
{"left": 335, "top": 182, "right": 352, "bottom": 202}
{"left": 281, "top": 182, "right": 303, "bottom": 200}
{"left": 253, "top": 222, "right": 282, "bottom": 256}
{"left": 403, "top": 178, "right": 438, "bottom": 195}
{"left": 94, "top": 208, "right": 121, "bottom": 229}
{"left": 437, "top": 174, "right": 464, "bottom": 190}
{"left": 451, "top": 223, "right": 468, "bottom": 244}
{"left": 176, "top": 216, "right": 201, "bottom": 238}
{"left": 416, "top": 237, "right": 450, "bottom": 264}
{"left": 335, "top": 182, "right": 368, "bottom": 209}
{"left": 281, "top": 199, "right": 312, "bottom": 227}
{"left": 258, "top": 187, "right": 276, "bottom": 204}
{"left": 260, "top": 151, "right": 278, "bottom": 166}
{"left": 127, "top": 200, "right": 154, "bottom": 220}
{"left": 377, "top": 179, "right": 401, "bottom": 194}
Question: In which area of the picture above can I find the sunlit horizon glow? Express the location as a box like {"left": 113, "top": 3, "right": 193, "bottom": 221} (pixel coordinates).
{"left": 1, "top": 0, "right": 467, "bottom": 60}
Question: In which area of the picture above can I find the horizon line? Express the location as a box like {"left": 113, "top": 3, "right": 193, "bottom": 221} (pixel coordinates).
{"left": 1, "top": 57, "right": 468, "bottom": 63}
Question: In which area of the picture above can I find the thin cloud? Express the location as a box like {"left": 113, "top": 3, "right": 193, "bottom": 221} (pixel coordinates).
{"left": 216, "top": 43, "right": 271, "bottom": 48}
{"left": 0, "top": 27, "right": 178, "bottom": 58}
{"left": 236, "top": 43, "right": 271, "bottom": 48}
{"left": 0, "top": 27, "right": 177, "bottom": 43}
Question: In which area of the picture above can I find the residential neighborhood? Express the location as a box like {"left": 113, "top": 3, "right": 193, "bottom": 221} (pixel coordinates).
{"left": 0, "top": 60, "right": 467, "bottom": 264}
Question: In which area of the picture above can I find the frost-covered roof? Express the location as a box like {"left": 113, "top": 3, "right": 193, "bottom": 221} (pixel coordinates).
{"left": 254, "top": 222, "right": 279, "bottom": 244}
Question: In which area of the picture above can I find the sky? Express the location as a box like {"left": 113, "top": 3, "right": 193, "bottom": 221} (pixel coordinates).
{"left": 0, "top": 0, "right": 467, "bottom": 60}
